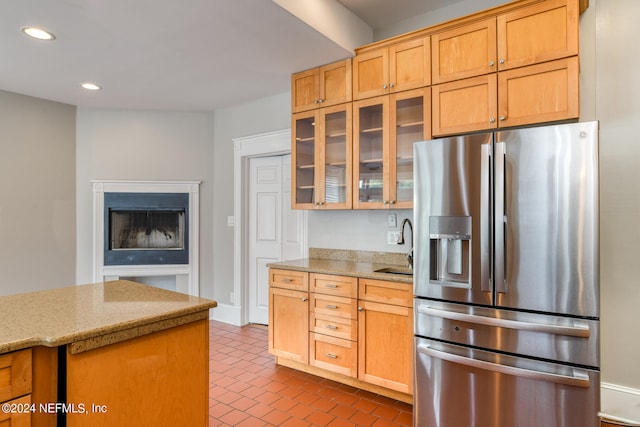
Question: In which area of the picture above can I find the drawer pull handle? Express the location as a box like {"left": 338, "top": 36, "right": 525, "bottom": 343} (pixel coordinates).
{"left": 281, "top": 278, "right": 293, "bottom": 283}
{"left": 325, "top": 284, "right": 338, "bottom": 288}
{"left": 326, "top": 304, "right": 338, "bottom": 309}
{"left": 326, "top": 324, "right": 338, "bottom": 330}
{"left": 325, "top": 353, "right": 338, "bottom": 359}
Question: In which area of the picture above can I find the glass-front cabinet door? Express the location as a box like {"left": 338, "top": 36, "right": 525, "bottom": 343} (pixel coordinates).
{"left": 390, "top": 88, "right": 431, "bottom": 209}
{"left": 321, "top": 104, "right": 352, "bottom": 209}
{"left": 292, "top": 104, "right": 352, "bottom": 209}
{"left": 353, "top": 96, "right": 389, "bottom": 209}
{"left": 292, "top": 111, "right": 317, "bottom": 208}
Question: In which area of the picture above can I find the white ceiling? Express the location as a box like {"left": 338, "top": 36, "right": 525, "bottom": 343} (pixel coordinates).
{"left": 0, "top": 0, "right": 446, "bottom": 111}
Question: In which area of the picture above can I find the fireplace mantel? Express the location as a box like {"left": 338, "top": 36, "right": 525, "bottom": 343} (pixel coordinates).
{"left": 92, "top": 180, "right": 201, "bottom": 296}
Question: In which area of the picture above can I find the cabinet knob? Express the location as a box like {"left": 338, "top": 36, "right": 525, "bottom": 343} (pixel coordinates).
{"left": 489, "top": 61, "right": 495, "bottom": 67}
{"left": 302, "top": 297, "right": 308, "bottom": 302}
{"left": 358, "top": 307, "right": 364, "bottom": 311}
{"left": 499, "top": 116, "right": 506, "bottom": 121}
{"left": 390, "top": 200, "right": 396, "bottom": 205}
{"left": 383, "top": 84, "right": 388, "bottom": 89}
{"left": 390, "top": 83, "right": 395, "bottom": 88}
{"left": 313, "top": 99, "right": 319, "bottom": 104}
{"left": 383, "top": 200, "right": 389, "bottom": 205}
{"left": 490, "top": 118, "right": 496, "bottom": 123}
{"left": 318, "top": 99, "right": 324, "bottom": 103}
{"left": 499, "top": 58, "right": 505, "bottom": 64}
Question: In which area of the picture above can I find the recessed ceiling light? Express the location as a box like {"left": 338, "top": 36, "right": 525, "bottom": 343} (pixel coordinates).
{"left": 81, "top": 83, "right": 102, "bottom": 91}
{"left": 21, "top": 26, "right": 56, "bottom": 41}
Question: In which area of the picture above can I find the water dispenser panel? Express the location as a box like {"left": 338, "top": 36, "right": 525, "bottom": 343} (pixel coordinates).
{"left": 429, "top": 216, "right": 471, "bottom": 287}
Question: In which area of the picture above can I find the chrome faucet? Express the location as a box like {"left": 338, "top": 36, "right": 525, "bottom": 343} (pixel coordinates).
{"left": 398, "top": 218, "right": 413, "bottom": 269}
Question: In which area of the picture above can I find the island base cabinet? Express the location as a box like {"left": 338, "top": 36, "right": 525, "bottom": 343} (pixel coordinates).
{"left": 0, "top": 395, "right": 31, "bottom": 426}
{"left": 65, "top": 319, "right": 209, "bottom": 427}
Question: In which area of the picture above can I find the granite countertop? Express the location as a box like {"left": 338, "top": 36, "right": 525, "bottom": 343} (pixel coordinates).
{"left": 0, "top": 280, "right": 217, "bottom": 354}
{"left": 267, "top": 248, "right": 414, "bottom": 284}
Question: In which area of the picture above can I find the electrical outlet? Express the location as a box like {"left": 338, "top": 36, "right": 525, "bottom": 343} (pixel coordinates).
{"left": 387, "top": 230, "right": 400, "bottom": 244}
{"left": 387, "top": 213, "right": 397, "bottom": 227}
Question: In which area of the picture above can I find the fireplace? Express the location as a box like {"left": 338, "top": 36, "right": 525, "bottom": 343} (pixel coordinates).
{"left": 93, "top": 180, "right": 200, "bottom": 296}
{"left": 104, "top": 192, "right": 189, "bottom": 265}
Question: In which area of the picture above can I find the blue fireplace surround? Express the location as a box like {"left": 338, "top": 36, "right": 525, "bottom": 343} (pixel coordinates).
{"left": 104, "top": 192, "right": 189, "bottom": 265}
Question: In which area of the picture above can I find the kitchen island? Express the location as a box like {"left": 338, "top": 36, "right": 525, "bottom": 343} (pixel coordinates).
{"left": 0, "top": 280, "right": 217, "bottom": 426}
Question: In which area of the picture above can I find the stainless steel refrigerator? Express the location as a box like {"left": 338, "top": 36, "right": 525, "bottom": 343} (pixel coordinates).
{"left": 413, "top": 121, "right": 600, "bottom": 427}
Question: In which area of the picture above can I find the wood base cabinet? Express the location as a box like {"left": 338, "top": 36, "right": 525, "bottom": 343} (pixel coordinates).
{"left": 269, "top": 268, "right": 413, "bottom": 401}
{"left": 358, "top": 279, "right": 413, "bottom": 394}
{"left": 66, "top": 320, "right": 209, "bottom": 427}
{"left": 0, "top": 349, "right": 32, "bottom": 427}
{"left": 268, "top": 269, "right": 310, "bottom": 364}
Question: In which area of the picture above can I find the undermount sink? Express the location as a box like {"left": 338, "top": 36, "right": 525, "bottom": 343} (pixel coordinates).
{"left": 374, "top": 267, "right": 414, "bottom": 276}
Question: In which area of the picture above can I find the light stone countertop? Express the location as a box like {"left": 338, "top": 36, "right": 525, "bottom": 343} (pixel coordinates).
{"left": 267, "top": 248, "right": 414, "bottom": 284}
{"left": 0, "top": 280, "right": 217, "bottom": 354}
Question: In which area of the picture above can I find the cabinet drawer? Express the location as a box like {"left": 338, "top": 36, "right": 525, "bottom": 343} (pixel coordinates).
{"left": 0, "top": 349, "right": 32, "bottom": 402}
{"left": 0, "top": 394, "right": 31, "bottom": 425}
{"left": 310, "top": 294, "right": 357, "bottom": 319}
{"left": 359, "top": 279, "right": 413, "bottom": 307}
{"left": 311, "top": 273, "right": 357, "bottom": 298}
{"left": 309, "top": 333, "right": 357, "bottom": 377}
{"left": 270, "top": 269, "right": 309, "bottom": 291}
{"left": 310, "top": 312, "right": 357, "bottom": 341}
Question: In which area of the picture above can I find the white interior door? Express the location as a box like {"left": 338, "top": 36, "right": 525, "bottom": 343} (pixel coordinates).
{"left": 248, "top": 154, "right": 305, "bottom": 324}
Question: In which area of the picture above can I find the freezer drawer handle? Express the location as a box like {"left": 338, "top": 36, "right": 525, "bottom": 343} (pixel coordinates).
{"left": 418, "top": 306, "right": 590, "bottom": 338}
{"left": 416, "top": 344, "right": 590, "bottom": 388}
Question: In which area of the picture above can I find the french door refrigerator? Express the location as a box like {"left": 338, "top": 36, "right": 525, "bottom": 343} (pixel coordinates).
{"left": 413, "top": 121, "right": 600, "bottom": 427}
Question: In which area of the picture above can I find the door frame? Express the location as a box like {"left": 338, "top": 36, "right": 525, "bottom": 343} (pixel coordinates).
{"left": 233, "top": 129, "right": 308, "bottom": 326}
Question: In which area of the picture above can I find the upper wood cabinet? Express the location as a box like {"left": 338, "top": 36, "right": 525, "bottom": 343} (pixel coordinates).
{"left": 292, "top": 59, "right": 352, "bottom": 113}
{"left": 498, "top": 56, "right": 579, "bottom": 127}
{"left": 497, "top": 0, "right": 579, "bottom": 71}
{"left": 432, "top": 18, "right": 497, "bottom": 84}
{"left": 292, "top": 104, "right": 352, "bottom": 209}
{"left": 353, "top": 37, "right": 430, "bottom": 100}
{"left": 353, "top": 88, "right": 430, "bottom": 209}
{"left": 432, "top": 74, "right": 498, "bottom": 137}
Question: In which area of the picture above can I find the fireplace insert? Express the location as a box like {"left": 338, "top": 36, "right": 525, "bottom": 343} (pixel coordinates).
{"left": 104, "top": 192, "right": 189, "bottom": 265}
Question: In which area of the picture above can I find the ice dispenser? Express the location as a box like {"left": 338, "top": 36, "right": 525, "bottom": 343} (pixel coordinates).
{"left": 429, "top": 216, "right": 471, "bottom": 287}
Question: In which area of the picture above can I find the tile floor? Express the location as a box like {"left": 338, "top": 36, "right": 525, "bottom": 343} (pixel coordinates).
{"left": 209, "top": 320, "right": 413, "bottom": 427}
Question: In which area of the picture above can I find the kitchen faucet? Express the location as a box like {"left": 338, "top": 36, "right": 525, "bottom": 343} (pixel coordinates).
{"left": 398, "top": 218, "right": 413, "bottom": 269}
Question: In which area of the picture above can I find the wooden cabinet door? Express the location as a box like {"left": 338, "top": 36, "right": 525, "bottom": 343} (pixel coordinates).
{"left": 358, "top": 300, "right": 413, "bottom": 394}
{"left": 389, "top": 37, "right": 431, "bottom": 92}
{"left": 353, "top": 48, "right": 389, "bottom": 100}
{"left": 432, "top": 74, "right": 497, "bottom": 137}
{"left": 268, "top": 287, "right": 309, "bottom": 364}
{"left": 431, "top": 18, "right": 497, "bottom": 84}
{"left": 0, "top": 395, "right": 31, "bottom": 426}
{"left": 318, "top": 104, "right": 353, "bottom": 209}
{"left": 497, "top": 0, "right": 578, "bottom": 71}
{"left": 292, "top": 110, "right": 319, "bottom": 208}
{"left": 498, "top": 56, "right": 579, "bottom": 127}
{"left": 292, "top": 68, "right": 319, "bottom": 113}
{"left": 353, "top": 96, "right": 390, "bottom": 209}
{"left": 319, "top": 59, "right": 352, "bottom": 108}
{"left": 390, "top": 87, "right": 431, "bottom": 209}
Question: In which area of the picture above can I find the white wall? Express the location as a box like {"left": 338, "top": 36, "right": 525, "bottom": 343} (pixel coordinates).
{"left": 0, "top": 90, "right": 76, "bottom": 295}
{"left": 75, "top": 108, "right": 215, "bottom": 297}
{"left": 593, "top": 0, "right": 640, "bottom": 389}
{"left": 211, "top": 92, "right": 291, "bottom": 305}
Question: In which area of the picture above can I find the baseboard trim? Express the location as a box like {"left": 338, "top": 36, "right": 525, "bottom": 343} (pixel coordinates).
{"left": 600, "top": 382, "right": 640, "bottom": 426}
{"left": 210, "top": 303, "right": 242, "bottom": 326}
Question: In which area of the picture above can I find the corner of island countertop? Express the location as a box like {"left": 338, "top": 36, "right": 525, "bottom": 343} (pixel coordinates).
{"left": 0, "top": 280, "right": 217, "bottom": 355}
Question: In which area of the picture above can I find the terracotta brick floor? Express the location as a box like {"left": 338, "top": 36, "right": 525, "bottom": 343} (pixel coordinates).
{"left": 209, "top": 320, "right": 413, "bottom": 427}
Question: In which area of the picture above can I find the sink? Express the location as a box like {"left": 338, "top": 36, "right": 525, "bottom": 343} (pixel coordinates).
{"left": 374, "top": 267, "right": 413, "bottom": 276}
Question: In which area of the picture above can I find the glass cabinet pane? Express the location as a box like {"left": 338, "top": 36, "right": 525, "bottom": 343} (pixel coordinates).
{"left": 395, "top": 96, "right": 423, "bottom": 204}
{"left": 323, "top": 110, "right": 348, "bottom": 204}
{"left": 357, "top": 103, "right": 384, "bottom": 203}
{"left": 294, "top": 116, "right": 316, "bottom": 205}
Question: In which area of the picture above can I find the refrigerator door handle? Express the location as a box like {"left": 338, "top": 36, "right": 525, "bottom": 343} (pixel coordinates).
{"left": 494, "top": 141, "right": 506, "bottom": 294}
{"left": 480, "top": 142, "right": 492, "bottom": 293}
{"left": 417, "top": 305, "right": 590, "bottom": 338}
{"left": 416, "top": 343, "right": 591, "bottom": 388}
